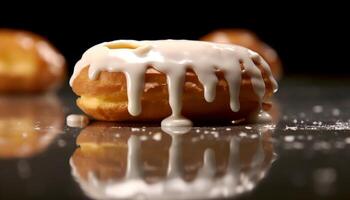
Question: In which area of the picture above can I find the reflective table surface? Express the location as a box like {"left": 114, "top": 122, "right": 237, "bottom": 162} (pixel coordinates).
{"left": 0, "top": 77, "right": 350, "bottom": 200}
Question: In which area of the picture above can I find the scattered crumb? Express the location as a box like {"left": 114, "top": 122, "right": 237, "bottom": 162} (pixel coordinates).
{"left": 332, "top": 108, "right": 340, "bottom": 116}
{"left": 307, "top": 135, "right": 313, "bottom": 140}
{"left": 284, "top": 135, "right": 295, "bottom": 142}
{"left": 57, "top": 139, "right": 66, "bottom": 147}
{"left": 250, "top": 134, "right": 258, "bottom": 139}
{"left": 292, "top": 142, "right": 304, "bottom": 149}
{"left": 231, "top": 119, "right": 245, "bottom": 125}
{"left": 239, "top": 132, "right": 247, "bottom": 137}
{"left": 131, "top": 128, "right": 141, "bottom": 132}
{"left": 299, "top": 112, "right": 306, "bottom": 118}
{"left": 313, "top": 105, "right": 323, "bottom": 113}
{"left": 140, "top": 135, "right": 148, "bottom": 141}
{"left": 152, "top": 132, "right": 162, "bottom": 141}
{"left": 264, "top": 124, "right": 276, "bottom": 130}
{"left": 284, "top": 121, "right": 350, "bottom": 131}
{"left": 285, "top": 126, "right": 298, "bottom": 131}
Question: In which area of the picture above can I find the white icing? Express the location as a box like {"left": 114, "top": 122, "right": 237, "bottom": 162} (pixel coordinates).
{"left": 161, "top": 123, "right": 192, "bottom": 135}
{"left": 66, "top": 114, "right": 90, "bottom": 128}
{"left": 70, "top": 40, "right": 278, "bottom": 126}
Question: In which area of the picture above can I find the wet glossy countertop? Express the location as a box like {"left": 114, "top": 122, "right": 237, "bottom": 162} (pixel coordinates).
{"left": 0, "top": 76, "right": 350, "bottom": 200}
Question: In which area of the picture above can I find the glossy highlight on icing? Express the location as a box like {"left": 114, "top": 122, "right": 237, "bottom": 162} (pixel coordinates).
{"left": 70, "top": 40, "right": 278, "bottom": 126}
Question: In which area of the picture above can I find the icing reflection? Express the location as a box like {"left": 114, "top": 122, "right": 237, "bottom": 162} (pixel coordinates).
{"left": 70, "top": 122, "right": 276, "bottom": 199}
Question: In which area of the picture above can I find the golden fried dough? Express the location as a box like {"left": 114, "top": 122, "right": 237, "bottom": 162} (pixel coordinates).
{"left": 0, "top": 29, "right": 66, "bottom": 92}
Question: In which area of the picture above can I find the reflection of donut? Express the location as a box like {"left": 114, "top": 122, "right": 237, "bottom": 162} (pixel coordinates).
{"left": 0, "top": 95, "right": 64, "bottom": 158}
{"left": 0, "top": 29, "right": 66, "bottom": 92}
{"left": 70, "top": 122, "right": 275, "bottom": 199}
{"left": 73, "top": 122, "right": 170, "bottom": 182}
{"left": 201, "top": 29, "right": 282, "bottom": 80}
{"left": 71, "top": 40, "right": 278, "bottom": 124}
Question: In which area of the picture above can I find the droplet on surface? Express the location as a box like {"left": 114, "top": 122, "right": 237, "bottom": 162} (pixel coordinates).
{"left": 66, "top": 114, "right": 90, "bottom": 128}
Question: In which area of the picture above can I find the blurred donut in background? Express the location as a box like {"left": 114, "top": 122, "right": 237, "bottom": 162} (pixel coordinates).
{"left": 0, "top": 95, "right": 64, "bottom": 158}
{"left": 0, "top": 29, "right": 66, "bottom": 93}
{"left": 201, "top": 29, "right": 282, "bottom": 80}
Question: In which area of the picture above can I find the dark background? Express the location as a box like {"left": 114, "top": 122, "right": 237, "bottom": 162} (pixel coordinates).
{"left": 1, "top": 2, "right": 349, "bottom": 76}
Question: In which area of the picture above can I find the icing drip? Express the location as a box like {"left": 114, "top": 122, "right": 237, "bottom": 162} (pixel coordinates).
{"left": 70, "top": 40, "right": 278, "bottom": 126}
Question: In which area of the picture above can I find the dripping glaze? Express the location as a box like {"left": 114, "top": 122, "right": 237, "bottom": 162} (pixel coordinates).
{"left": 70, "top": 40, "right": 278, "bottom": 126}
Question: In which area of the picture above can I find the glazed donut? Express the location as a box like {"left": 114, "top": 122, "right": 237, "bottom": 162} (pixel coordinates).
{"left": 70, "top": 40, "right": 278, "bottom": 125}
{"left": 0, "top": 29, "right": 66, "bottom": 92}
{"left": 201, "top": 29, "right": 282, "bottom": 80}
